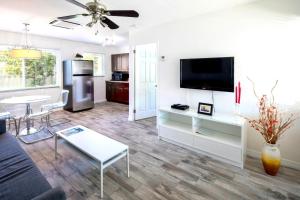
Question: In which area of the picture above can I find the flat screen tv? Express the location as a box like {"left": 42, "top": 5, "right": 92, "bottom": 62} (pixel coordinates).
{"left": 180, "top": 57, "right": 234, "bottom": 92}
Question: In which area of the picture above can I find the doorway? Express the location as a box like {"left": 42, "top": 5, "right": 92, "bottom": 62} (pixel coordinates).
{"left": 134, "top": 43, "right": 158, "bottom": 120}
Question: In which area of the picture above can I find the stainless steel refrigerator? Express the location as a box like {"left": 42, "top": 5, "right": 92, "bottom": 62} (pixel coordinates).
{"left": 63, "top": 60, "right": 94, "bottom": 112}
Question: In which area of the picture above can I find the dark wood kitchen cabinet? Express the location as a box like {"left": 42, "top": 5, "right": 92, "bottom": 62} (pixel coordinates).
{"left": 106, "top": 81, "right": 129, "bottom": 104}
{"left": 111, "top": 53, "right": 129, "bottom": 72}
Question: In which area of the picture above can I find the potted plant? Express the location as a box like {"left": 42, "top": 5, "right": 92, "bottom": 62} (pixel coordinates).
{"left": 245, "top": 79, "right": 297, "bottom": 176}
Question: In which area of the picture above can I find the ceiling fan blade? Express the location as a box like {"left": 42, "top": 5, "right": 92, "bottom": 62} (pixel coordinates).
{"left": 101, "top": 17, "right": 119, "bottom": 29}
{"left": 105, "top": 10, "right": 139, "bottom": 17}
{"left": 58, "top": 14, "right": 80, "bottom": 20}
{"left": 57, "top": 13, "right": 89, "bottom": 20}
{"left": 49, "top": 20, "right": 58, "bottom": 24}
{"left": 65, "top": 0, "right": 89, "bottom": 10}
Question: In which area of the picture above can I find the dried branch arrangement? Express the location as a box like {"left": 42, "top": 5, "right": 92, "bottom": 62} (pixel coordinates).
{"left": 245, "top": 78, "right": 297, "bottom": 144}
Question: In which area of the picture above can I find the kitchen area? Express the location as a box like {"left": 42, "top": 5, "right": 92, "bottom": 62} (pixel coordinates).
{"left": 106, "top": 53, "right": 129, "bottom": 104}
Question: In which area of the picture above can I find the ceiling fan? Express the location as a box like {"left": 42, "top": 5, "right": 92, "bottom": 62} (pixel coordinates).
{"left": 52, "top": 0, "right": 139, "bottom": 30}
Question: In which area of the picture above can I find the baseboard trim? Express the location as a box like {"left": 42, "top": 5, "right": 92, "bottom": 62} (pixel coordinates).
{"left": 94, "top": 99, "right": 107, "bottom": 104}
{"left": 128, "top": 114, "right": 134, "bottom": 121}
{"left": 247, "top": 149, "right": 300, "bottom": 170}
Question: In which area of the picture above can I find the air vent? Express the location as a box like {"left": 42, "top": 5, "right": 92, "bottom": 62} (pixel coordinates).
{"left": 50, "top": 20, "right": 81, "bottom": 29}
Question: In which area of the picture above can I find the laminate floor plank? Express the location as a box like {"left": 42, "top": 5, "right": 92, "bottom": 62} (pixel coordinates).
{"left": 13, "top": 102, "right": 299, "bottom": 200}
{"left": 134, "top": 185, "right": 168, "bottom": 200}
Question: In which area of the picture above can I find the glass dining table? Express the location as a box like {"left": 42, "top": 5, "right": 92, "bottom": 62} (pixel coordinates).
{"left": 0, "top": 95, "right": 51, "bottom": 135}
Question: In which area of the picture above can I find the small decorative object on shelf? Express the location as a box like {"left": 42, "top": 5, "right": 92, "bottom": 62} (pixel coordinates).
{"left": 245, "top": 79, "right": 297, "bottom": 176}
{"left": 171, "top": 104, "right": 189, "bottom": 110}
{"left": 235, "top": 81, "right": 241, "bottom": 114}
{"left": 198, "top": 102, "right": 213, "bottom": 116}
{"left": 75, "top": 53, "right": 83, "bottom": 59}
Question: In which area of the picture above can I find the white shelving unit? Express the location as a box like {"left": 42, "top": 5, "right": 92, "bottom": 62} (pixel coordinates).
{"left": 158, "top": 107, "right": 247, "bottom": 168}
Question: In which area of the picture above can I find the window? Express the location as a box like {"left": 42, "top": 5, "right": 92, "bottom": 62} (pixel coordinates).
{"left": 83, "top": 53, "right": 105, "bottom": 76}
{"left": 0, "top": 47, "right": 60, "bottom": 91}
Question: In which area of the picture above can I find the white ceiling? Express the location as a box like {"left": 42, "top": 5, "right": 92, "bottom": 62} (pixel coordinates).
{"left": 0, "top": 0, "right": 254, "bottom": 45}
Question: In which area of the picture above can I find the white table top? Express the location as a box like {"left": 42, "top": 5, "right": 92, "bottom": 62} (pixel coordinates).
{"left": 56, "top": 125, "right": 128, "bottom": 163}
{"left": 0, "top": 95, "right": 51, "bottom": 104}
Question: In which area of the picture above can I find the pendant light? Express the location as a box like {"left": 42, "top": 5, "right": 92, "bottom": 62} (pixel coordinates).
{"left": 10, "top": 23, "right": 41, "bottom": 59}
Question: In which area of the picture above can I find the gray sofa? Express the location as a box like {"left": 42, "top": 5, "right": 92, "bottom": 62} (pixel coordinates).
{"left": 0, "top": 125, "right": 66, "bottom": 200}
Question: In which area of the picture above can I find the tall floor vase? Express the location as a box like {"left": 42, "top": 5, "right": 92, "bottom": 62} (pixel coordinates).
{"left": 261, "top": 143, "right": 281, "bottom": 176}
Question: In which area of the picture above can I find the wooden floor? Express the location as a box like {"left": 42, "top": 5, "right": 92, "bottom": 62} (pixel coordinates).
{"left": 18, "top": 102, "right": 300, "bottom": 200}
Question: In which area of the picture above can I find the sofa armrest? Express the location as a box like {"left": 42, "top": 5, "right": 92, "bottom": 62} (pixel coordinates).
{"left": 32, "top": 187, "right": 66, "bottom": 200}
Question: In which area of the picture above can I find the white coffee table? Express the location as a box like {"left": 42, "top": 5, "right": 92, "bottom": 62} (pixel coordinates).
{"left": 55, "top": 125, "right": 129, "bottom": 199}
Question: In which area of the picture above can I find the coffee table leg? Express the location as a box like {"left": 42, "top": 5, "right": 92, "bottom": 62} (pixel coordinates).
{"left": 55, "top": 134, "right": 58, "bottom": 159}
{"left": 100, "top": 162, "right": 103, "bottom": 198}
{"left": 127, "top": 149, "right": 130, "bottom": 178}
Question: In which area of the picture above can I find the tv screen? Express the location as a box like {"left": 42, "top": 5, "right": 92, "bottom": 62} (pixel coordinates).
{"left": 180, "top": 57, "right": 234, "bottom": 92}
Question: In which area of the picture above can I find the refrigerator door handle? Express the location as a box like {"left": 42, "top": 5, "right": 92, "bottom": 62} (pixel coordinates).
{"left": 90, "top": 78, "right": 94, "bottom": 102}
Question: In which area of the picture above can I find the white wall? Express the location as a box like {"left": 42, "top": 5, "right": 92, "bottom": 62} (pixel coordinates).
{"left": 0, "top": 30, "right": 117, "bottom": 109}
{"left": 129, "top": 0, "right": 300, "bottom": 168}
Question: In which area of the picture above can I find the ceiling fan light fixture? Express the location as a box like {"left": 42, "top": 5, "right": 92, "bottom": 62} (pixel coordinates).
{"left": 102, "top": 36, "right": 116, "bottom": 46}
{"left": 86, "top": 21, "right": 94, "bottom": 27}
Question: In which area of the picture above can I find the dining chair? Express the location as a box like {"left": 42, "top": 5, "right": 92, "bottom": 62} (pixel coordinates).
{"left": 0, "top": 112, "right": 11, "bottom": 120}
{"left": 26, "top": 110, "right": 50, "bottom": 133}
{"left": 41, "top": 89, "right": 70, "bottom": 127}
{"left": 18, "top": 109, "right": 54, "bottom": 144}
{"left": 1, "top": 104, "right": 26, "bottom": 136}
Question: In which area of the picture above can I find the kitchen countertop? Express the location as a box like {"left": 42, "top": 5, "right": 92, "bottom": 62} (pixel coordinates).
{"left": 106, "top": 80, "right": 129, "bottom": 83}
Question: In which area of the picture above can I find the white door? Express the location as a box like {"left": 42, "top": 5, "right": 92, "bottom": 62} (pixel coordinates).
{"left": 134, "top": 43, "right": 157, "bottom": 120}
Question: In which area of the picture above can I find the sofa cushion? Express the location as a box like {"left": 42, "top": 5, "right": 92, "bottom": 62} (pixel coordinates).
{"left": 0, "top": 133, "right": 52, "bottom": 200}
{"left": 32, "top": 187, "right": 66, "bottom": 200}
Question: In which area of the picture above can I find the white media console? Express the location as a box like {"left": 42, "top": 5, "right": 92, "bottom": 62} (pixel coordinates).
{"left": 158, "top": 107, "right": 247, "bottom": 168}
